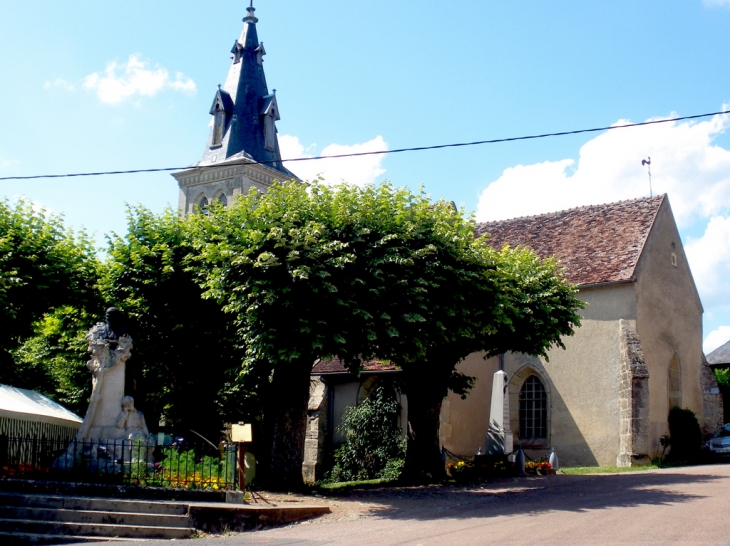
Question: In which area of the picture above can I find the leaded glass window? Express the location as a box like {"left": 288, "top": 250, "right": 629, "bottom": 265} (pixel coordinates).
{"left": 519, "top": 375, "right": 547, "bottom": 439}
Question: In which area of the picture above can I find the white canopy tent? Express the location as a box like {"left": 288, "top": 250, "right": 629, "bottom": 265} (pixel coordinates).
{"left": 0, "top": 384, "right": 82, "bottom": 439}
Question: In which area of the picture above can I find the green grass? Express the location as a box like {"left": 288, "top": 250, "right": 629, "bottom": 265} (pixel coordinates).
{"left": 562, "top": 464, "right": 660, "bottom": 475}
{"left": 318, "top": 477, "right": 399, "bottom": 491}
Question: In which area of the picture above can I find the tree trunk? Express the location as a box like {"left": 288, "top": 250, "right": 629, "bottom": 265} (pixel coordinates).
{"left": 259, "top": 360, "right": 313, "bottom": 490}
{"left": 402, "top": 371, "right": 449, "bottom": 483}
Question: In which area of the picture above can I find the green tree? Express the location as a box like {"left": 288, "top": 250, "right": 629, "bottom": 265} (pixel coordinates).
{"left": 0, "top": 199, "right": 99, "bottom": 390}
{"left": 13, "top": 306, "right": 96, "bottom": 415}
{"left": 99, "top": 206, "right": 250, "bottom": 439}
{"left": 188, "top": 181, "right": 582, "bottom": 488}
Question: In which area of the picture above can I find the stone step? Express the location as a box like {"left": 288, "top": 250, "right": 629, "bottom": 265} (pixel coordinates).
{"left": 0, "top": 492, "right": 188, "bottom": 516}
{"left": 0, "top": 506, "right": 190, "bottom": 528}
{"left": 0, "top": 518, "right": 192, "bottom": 540}
{"left": 0, "top": 531, "right": 145, "bottom": 545}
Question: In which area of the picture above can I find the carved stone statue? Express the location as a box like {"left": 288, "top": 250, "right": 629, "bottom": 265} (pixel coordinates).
{"left": 115, "top": 396, "right": 149, "bottom": 441}
{"left": 76, "top": 307, "right": 135, "bottom": 440}
{"left": 55, "top": 308, "right": 152, "bottom": 471}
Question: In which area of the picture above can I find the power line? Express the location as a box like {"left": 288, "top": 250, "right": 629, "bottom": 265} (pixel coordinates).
{"left": 2, "top": 109, "right": 729, "bottom": 181}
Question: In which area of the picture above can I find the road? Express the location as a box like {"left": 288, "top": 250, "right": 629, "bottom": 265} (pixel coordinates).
{"left": 108, "top": 464, "right": 730, "bottom": 545}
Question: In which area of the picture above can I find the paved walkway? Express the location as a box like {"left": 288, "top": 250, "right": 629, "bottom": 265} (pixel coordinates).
{"left": 102, "top": 464, "right": 730, "bottom": 545}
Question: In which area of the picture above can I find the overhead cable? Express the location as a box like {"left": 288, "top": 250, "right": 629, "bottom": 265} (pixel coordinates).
{"left": 1, "top": 109, "right": 729, "bottom": 181}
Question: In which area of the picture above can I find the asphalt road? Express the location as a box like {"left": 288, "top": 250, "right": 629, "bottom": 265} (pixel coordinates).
{"left": 106, "top": 464, "right": 730, "bottom": 545}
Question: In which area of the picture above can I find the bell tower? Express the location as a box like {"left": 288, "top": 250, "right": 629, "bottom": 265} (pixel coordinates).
{"left": 173, "top": 3, "right": 299, "bottom": 215}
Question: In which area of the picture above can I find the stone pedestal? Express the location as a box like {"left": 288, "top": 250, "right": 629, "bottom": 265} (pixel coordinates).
{"left": 487, "top": 370, "right": 513, "bottom": 455}
{"left": 85, "top": 361, "right": 127, "bottom": 440}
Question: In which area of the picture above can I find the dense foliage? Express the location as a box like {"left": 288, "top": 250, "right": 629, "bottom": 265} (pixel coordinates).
{"left": 326, "top": 385, "right": 406, "bottom": 483}
{"left": 0, "top": 199, "right": 100, "bottom": 394}
{"left": 188, "top": 181, "right": 583, "bottom": 487}
{"left": 99, "top": 206, "right": 251, "bottom": 439}
{"left": 666, "top": 406, "right": 702, "bottom": 463}
{"left": 1, "top": 184, "right": 582, "bottom": 489}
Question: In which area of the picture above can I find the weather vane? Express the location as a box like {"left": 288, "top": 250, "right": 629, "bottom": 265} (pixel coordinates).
{"left": 642, "top": 157, "right": 652, "bottom": 197}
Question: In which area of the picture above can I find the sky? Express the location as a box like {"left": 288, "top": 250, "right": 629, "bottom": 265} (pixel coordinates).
{"left": 1, "top": 0, "right": 730, "bottom": 352}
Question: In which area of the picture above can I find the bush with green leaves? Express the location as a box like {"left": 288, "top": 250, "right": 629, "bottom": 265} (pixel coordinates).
{"left": 327, "top": 385, "right": 406, "bottom": 483}
{"left": 666, "top": 406, "right": 702, "bottom": 463}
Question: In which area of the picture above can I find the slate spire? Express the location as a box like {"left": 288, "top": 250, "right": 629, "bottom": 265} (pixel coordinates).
{"left": 199, "top": 3, "right": 293, "bottom": 177}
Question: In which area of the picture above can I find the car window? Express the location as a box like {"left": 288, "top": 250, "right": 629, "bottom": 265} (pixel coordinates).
{"left": 714, "top": 427, "right": 730, "bottom": 438}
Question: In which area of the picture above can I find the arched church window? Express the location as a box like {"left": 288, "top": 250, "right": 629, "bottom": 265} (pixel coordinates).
{"left": 196, "top": 196, "right": 209, "bottom": 214}
{"left": 519, "top": 375, "right": 547, "bottom": 439}
{"left": 668, "top": 354, "right": 682, "bottom": 408}
{"left": 218, "top": 194, "right": 228, "bottom": 207}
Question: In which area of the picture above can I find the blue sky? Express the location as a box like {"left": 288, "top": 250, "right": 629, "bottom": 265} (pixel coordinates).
{"left": 2, "top": 0, "right": 730, "bottom": 350}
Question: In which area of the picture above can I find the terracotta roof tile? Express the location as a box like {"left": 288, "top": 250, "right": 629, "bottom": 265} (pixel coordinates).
{"left": 312, "top": 358, "right": 399, "bottom": 375}
{"left": 476, "top": 195, "right": 665, "bottom": 287}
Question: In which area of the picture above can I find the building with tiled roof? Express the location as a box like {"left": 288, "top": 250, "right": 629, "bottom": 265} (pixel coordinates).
{"left": 707, "top": 339, "right": 730, "bottom": 368}
{"left": 476, "top": 195, "right": 665, "bottom": 287}
{"left": 438, "top": 194, "right": 722, "bottom": 467}
{"left": 305, "top": 194, "right": 723, "bottom": 479}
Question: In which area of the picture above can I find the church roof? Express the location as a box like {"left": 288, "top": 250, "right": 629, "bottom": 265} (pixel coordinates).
{"left": 312, "top": 358, "right": 399, "bottom": 375}
{"left": 197, "top": 4, "right": 297, "bottom": 180}
{"left": 475, "top": 195, "right": 666, "bottom": 287}
{"left": 707, "top": 340, "right": 730, "bottom": 367}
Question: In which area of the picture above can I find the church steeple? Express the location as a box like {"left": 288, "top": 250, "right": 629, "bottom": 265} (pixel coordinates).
{"left": 197, "top": 2, "right": 293, "bottom": 178}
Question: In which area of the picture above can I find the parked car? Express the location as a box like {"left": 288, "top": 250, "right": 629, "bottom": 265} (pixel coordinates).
{"left": 704, "top": 424, "right": 730, "bottom": 458}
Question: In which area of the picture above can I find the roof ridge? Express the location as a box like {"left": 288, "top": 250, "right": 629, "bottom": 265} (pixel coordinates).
{"left": 477, "top": 194, "right": 666, "bottom": 226}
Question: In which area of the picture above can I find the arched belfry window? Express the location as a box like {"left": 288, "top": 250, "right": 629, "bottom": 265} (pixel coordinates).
{"left": 668, "top": 354, "right": 682, "bottom": 409}
{"left": 519, "top": 375, "right": 548, "bottom": 439}
{"left": 195, "top": 196, "right": 209, "bottom": 214}
{"left": 218, "top": 194, "right": 228, "bottom": 207}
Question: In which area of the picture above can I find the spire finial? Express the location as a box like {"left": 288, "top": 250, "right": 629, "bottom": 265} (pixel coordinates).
{"left": 244, "top": 1, "right": 258, "bottom": 23}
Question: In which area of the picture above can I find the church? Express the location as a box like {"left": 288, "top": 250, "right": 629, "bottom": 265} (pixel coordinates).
{"left": 172, "top": 3, "right": 299, "bottom": 215}
{"left": 307, "top": 196, "right": 724, "bottom": 476}
{"left": 171, "top": 5, "right": 723, "bottom": 476}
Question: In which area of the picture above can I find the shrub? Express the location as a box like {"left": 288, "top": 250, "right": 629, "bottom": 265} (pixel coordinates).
{"left": 666, "top": 406, "right": 702, "bottom": 463}
{"left": 326, "top": 385, "right": 406, "bottom": 483}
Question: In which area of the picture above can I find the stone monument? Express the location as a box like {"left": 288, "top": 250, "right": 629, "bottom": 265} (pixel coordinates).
{"left": 486, "top": 369, "right": 514, "bottom": 455}
{"left": 55, "top": 308, "right": 152, "bottom": 471}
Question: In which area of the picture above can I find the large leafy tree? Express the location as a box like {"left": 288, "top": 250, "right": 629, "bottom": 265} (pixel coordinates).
{"left": 188, "top": 182, "right": 582, "bottom": 488}
{"left": 99, "top": 206, "right": 250, "bottom": 440}
{"left": 0, "top": 199, "right": 99, "bottom": 391}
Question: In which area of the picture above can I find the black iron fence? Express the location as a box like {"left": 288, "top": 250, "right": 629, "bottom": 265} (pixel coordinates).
{"left": 0, "top": 435, "right": 238, "bottom": 490}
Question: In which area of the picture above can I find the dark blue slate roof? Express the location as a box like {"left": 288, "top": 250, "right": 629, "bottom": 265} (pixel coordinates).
{"left": 199, "top": 6, "right": 297, "bottom": 180}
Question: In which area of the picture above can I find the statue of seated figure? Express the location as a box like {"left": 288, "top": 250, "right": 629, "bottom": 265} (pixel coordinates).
{"left": 115, "top": 396, "right": 149, "bottom": 441}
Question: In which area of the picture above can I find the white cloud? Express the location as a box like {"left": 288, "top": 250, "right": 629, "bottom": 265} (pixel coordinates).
{"left": 44, "top": 78, "right": 76, "bottom": 91}
{"left": 83, "top": 54, "right": 196, "bottom": 104}
{"left": 280, "top": 135, "right": 387, "bottom": 186}
{"left": 704, "top": 326, "right": 730, "bottom": 354}
{"left": 476, "top": 110, "right": 730, "bottom": 227}
{"left": 686, "top": 215, "right": 730, "bottom": 310}
{"left": 0, "top": 157, "right": 19, "bottom": 171}
{"left": 703, "top": 0, "right": 730, "bottom": 7}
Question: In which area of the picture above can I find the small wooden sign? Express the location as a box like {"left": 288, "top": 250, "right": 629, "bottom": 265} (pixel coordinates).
{"left": 231, "top": 423, "right": 253, "bottom": 443}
